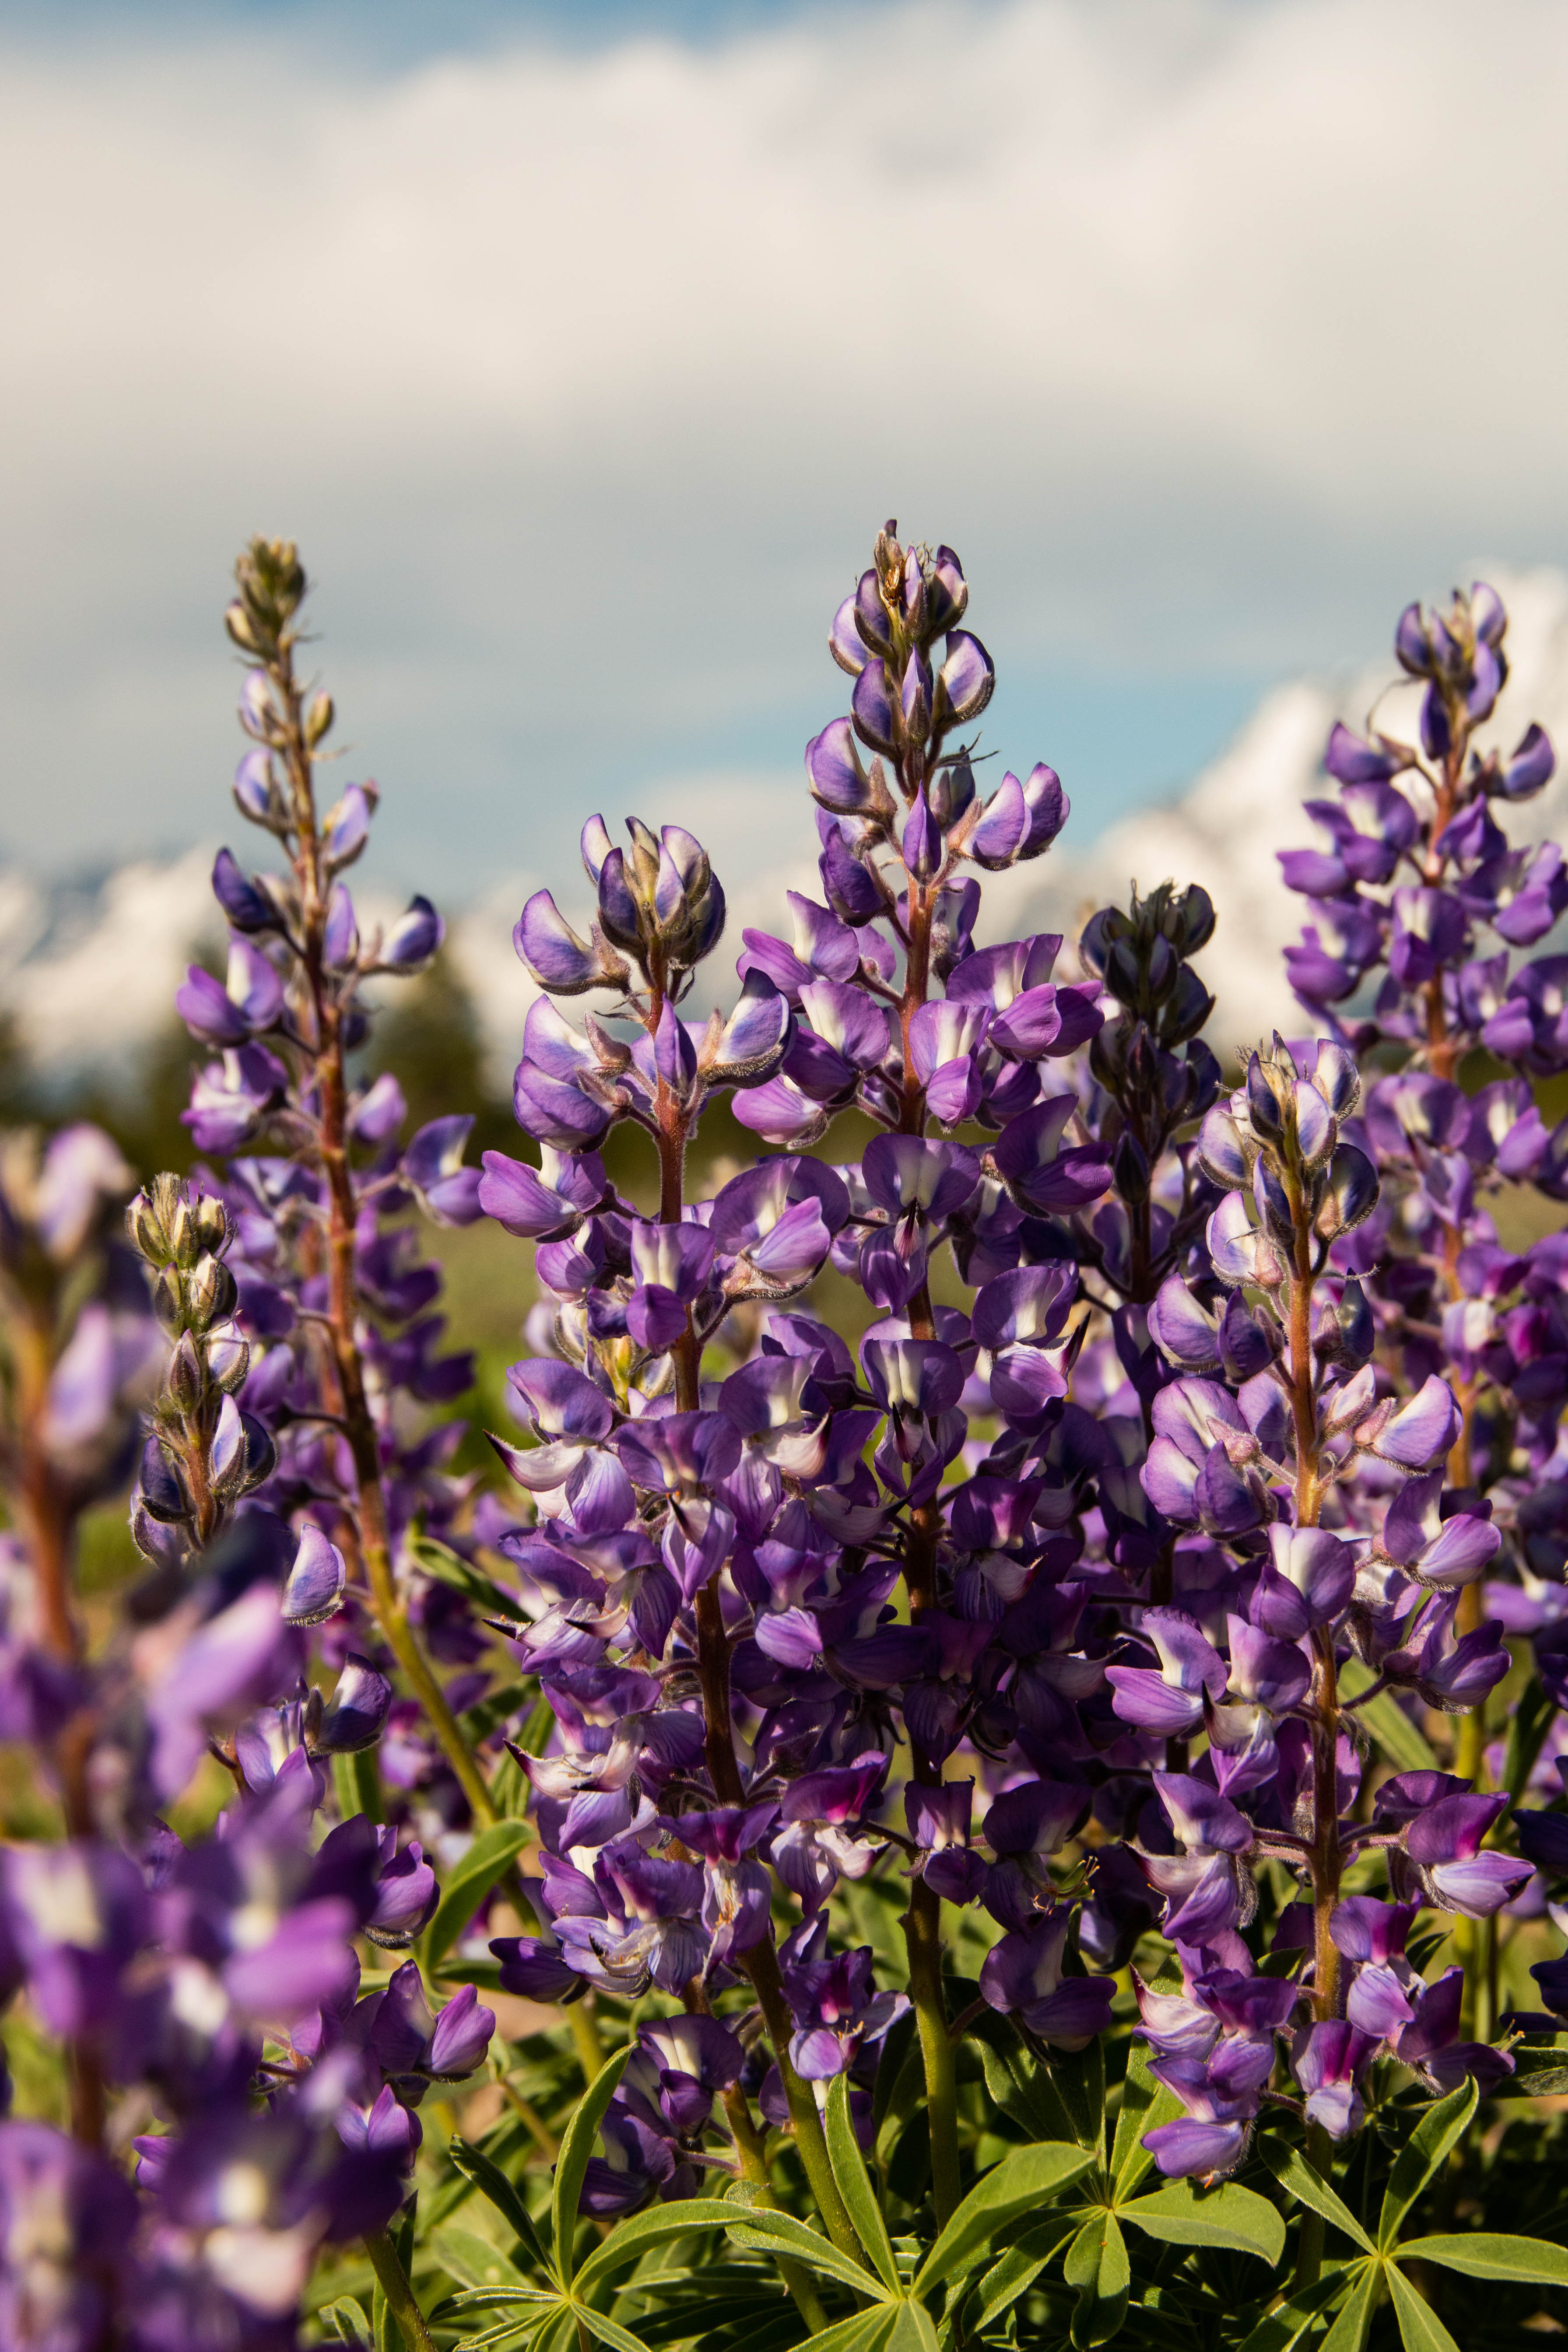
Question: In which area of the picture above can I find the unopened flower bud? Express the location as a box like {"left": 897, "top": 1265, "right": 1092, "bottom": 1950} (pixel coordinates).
{"left": 223, "top": 600, "right": 259, "bottom": 652}
{"left": 1245, "top": 1053, "right": 1287, "bottom": 1147}
{"left": 151, "top": 1264, "right": 187, "bottom": 1334}
{"left": 304, "top": 691, "right": 334, "bottom": 746}
{"left": 126, "top": 1190, "right": 170, "bottom": 1266}
{"left": 193, "top": 1194, "right": 229, "bottom": 1255}
{"left": 239, "top": 1413, "right": 276, "bottom": 1492}
{"left": 1112, "top": 1127, "right": 1151, "bottom": 1204}
{"left": 186, "top": 1254, "right": 237, "bottom": 1332}
{"left": 166, "top": 1193, "right": 199, "bottom": 1270}
{"left": 163, "top": 1330, "right": 204, "bottom": 1417}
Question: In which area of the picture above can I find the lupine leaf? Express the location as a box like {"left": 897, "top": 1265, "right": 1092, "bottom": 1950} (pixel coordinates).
{"left": 1501, "top": 1674, "right": 1557, "bottom": 1806}
{"left": 1050, "top": 2036, "right": 1107, "bottom": 2157}
{"left": 1386, "top": 2264, "right": 1462, "bottom": 2352}
{"left": 452, "top": 2324, "right": 542, "bottom": 2352}
{"left": 1064, "top": 2211, "right": 1130, "bottom": 2349}
{"left": 967, "top": 2224, "right": 1077, "bottom": 2333}
{"left": 1493, "top": 2040, "right": 1568, "bottom": 2099}
{"left": 571, "top": 2199, "right": 741, "bottom": 2298}
{"left": 971, "top": 2012, "right": 1078, "bottom": 2145}
{"left": 425, "top": 1820, "right": 533, "bottom": 1973}
{"left": 1262, "top": 2139, "right": 1375, "bottom": 2254}
{"left": 1378, "top": 2080, "right": 1478, "bottom": 2250}
{"left": 319, "top": 2297, "right": 372, "bottom": 2348}
{"left": 432, "top": 2228, "right": 533, "bottom": 2294}
{"left": 430, "top": 2289, "right": 563, "bottom": 2317}
{"left": 1117, "top": 2179, "right": 1284, "bottom": 2264}
{"left": 724, "top": 2209, "right": 889, "bottom": 2298}
{"left": 574, "top": 2302, "right": 657, "bottom": 2352}
{"left": 1399, "top": 2231, "right": 1568, "bottom": 2283}
{"left": 881, "top": 2301, "right": 940, "bottom": 2351}
{"left": 1234, "top": 2264, "right": 1356, "bottom": 2352}
{"left": 774, "top": 2312, "right": 890, "bottom": 2352}
{"left": 825, "top": 2073, "right": 900, "bottom": 2290}
{"left": 1339, "top": 1656, "right": 1437, "bottom": 1772}
{"left": 553, "top": 2048, "right": 629, "bottom": 2283}
{"left": 912, "top": 2141, "right": 1097, "bottom": 2295}
{"left": 1318, "top": 2261, "right": 1380, "bottom": 2352}
{"left": 448, "top": 2137, "right": 551, "bottom": 2276}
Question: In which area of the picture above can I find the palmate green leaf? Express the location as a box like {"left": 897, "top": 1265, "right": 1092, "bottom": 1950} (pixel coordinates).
{"left": 571, "top": 2198, "right": 740, "bottom": 2299}
{"left": 432, "top": 2228, "right": 533, "bottom": 2294}
{"left": 913, "top": 2141, "right": 1097, "bottom": 2297}
{"left": 1064, "top": 2212, "right": 1130, "bottom": 2350}
{"left": 448, "top": 2137, "right": 552, "bottom": 2277}
{"left": 1338, "top": 1655, "right": 1437, "bottom": 1773}
{"left": 430, "top": 2288, "right": 563, "bottom": 2319}
{"left": 971, "top": 2012, "right": 1078, "bottom": 2145}
{"left": 319, "top": 2296, "right": 372, "bottom": 2348}
{"left": 826, "top": 2073, "right": 900, "bottom": 2291}
{"left": 785, "top": 2311, "right": 894, "bottom": 2352}
{"left": 724, "top": 2208, "right": 888, "bottom": 2299}
{"left": 1501, "top": 1673, "right": 1557, "bottom": 1806}
{"left": 425, "top": 1820, "right": 533, "bottom": 1973}
{"left": 1117, "top": 2179, "right": 1284, "bottom": 2265}
{"left": 1049, "top": 2037, "right": 1107, "bottom": 2158}
{"left": 880, "top": 2301, "right": 940, "bottom": 2351}
{"left": 967, "top": 2223, "right": 1077, "bottom": 2334}
{"left": 1262, "top": 2139, "right": 1375, "bottom": 2254}
{"left": 1386, "top": 2265, "right": 1461, "bottom": 2352}
{"left": 1400, "top": 2231, "right": 1568, "bottom": 2284}
{"left": 1377, "top": 2080, "right": 1477, "bottom": 2250}
{"left": 1234, "top": 2264, "right": 1355, "bottom": 2352}
{"left": 554, "top": 2047, "right": 629, "bottom": 2283}
{"left": 574, "top": 2301, "right": 656, "bottom": 2352}
{"left": 451, "top": 2324, "right": 544, "bottom": 2352}
{"left": 1319, "top": 2262, "right": 1380, "bottom": 2352}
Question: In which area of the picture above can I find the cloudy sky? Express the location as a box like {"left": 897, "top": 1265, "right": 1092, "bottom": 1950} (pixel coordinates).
{"left": 4, "top": 0, "right": 1568, "bottom": 903}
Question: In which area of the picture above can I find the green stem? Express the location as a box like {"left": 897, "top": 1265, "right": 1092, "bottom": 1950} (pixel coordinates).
{"left": 566, "top": 2001, "right": 607, "bottom": 2087}
{"left": 1292, "top": 2121, "right": 1333, "bottom": 2294}
{"left": 905, "top": 1873, "right": 961, "bottom": 2229}
{"left": 364, "top": 2229, "right": 436, "bottom": 2352}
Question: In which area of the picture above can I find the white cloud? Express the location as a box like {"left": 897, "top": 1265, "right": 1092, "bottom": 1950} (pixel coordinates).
{"left": 2, "top": 0, "right": 1568, "bottom": 894}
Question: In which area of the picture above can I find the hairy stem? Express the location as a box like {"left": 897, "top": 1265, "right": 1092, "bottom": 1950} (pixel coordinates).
{"left": 890, "top": 879, "right": 965, "bottom": 2226}
{"left": 270, "top": 642, "right": 498, "bottom": 1830}
{"left": 364, "top": 2228, "right": 436, "bottom": 2352}
{"left": 1284, "top": 1177, "right": 1343, "bottom": 2037}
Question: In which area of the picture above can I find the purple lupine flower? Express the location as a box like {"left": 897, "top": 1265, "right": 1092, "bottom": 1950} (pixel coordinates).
{"left": 979, "top": 1910, "right": 1115, "bottom": 2048}
{"left": 782, "top": 1935, "right": 909, "bottom": 2079}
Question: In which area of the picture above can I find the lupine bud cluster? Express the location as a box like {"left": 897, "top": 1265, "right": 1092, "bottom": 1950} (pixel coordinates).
{"left": 126, "top": 1173, "right": 275, "bottom": 1560}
